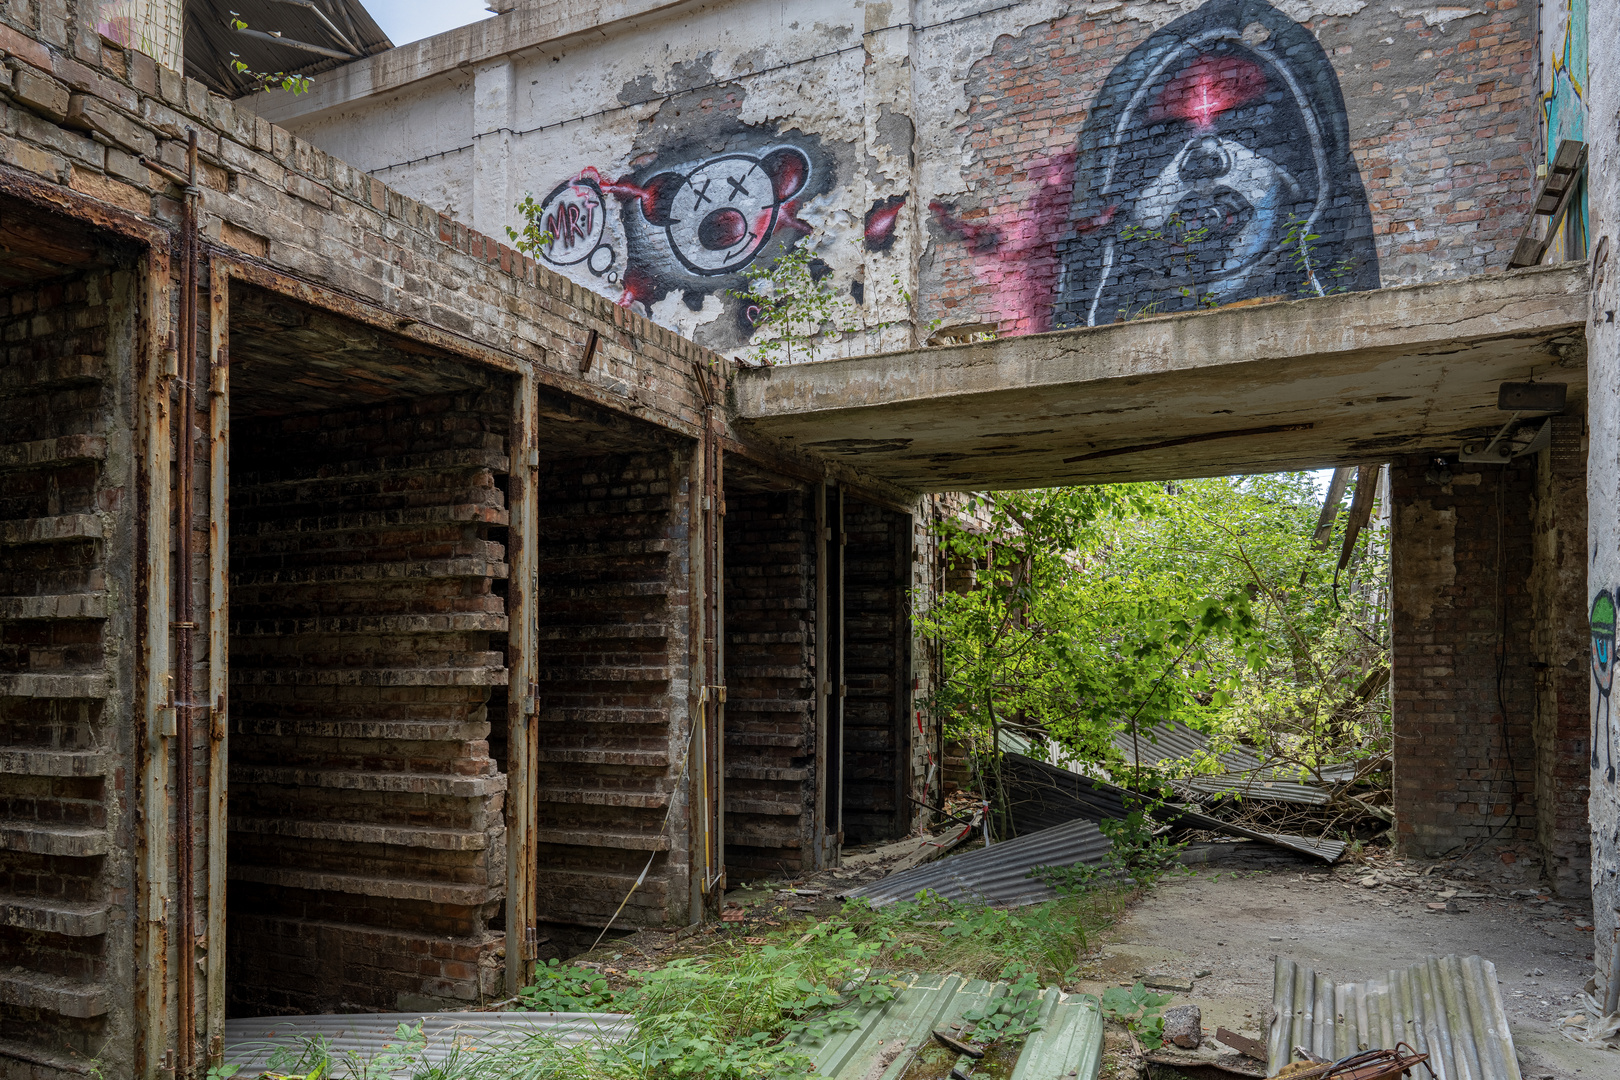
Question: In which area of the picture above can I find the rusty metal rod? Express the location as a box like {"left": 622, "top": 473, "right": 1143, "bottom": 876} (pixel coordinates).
{"left": 174, "top": 128, "right": 200, "bottom": 1079}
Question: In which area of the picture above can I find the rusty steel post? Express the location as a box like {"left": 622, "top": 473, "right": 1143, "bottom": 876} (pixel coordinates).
{"left": 173, "top": 129, "right": 200, "bottom": 1079}
{"left": 204, "top": 259, "right": 230, "bottom": 1066}
{"left": 139, "top": 242, "right": 175, "bottom": 1080}
{"left": 506, "top": 371, "right": 538, "bottom": 996}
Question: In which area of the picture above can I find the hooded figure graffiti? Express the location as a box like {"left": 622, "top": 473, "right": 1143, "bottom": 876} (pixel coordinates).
{"left": 1057, "top": 0, "right": 1379, "bottom": 327}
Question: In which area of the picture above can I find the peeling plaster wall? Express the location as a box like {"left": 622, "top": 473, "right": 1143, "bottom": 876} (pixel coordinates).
{"left": 1583, "top": 0, "right": 1618, "bottom": 1010}
{"left": 273, "top": 0, "right": 1538, "bottom": 354}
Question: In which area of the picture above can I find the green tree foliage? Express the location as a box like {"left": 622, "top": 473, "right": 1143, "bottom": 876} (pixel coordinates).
{"left": 923, "top": 472, "right": 1390, "bottom": 819}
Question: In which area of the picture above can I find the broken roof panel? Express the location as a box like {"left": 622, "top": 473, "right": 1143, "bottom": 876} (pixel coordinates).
{"left": 843, "top": 817, "right": 1112, "bottom": 909}
{"left": 1268, "top": 954, "right": 1521, "bottom": 1080}
{"left": 182, "top": 0, "right": 394, "bottom": 97}
{"left": 1112, "top": 719, "right": 1356, "bottom": 805}
{"left": 790, "top": 971, "right": 1104, "bottom": 1080}
{"left": 222, "top": 1011, "right": 635, "bottom": 1076}
{"left": 1003, "top": 751, "right": 1347, "bottom": 863}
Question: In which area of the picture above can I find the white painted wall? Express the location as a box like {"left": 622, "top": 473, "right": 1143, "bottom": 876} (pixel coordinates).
{"left": 1584, "top": 0, "right": 1619, "bottom": 1010}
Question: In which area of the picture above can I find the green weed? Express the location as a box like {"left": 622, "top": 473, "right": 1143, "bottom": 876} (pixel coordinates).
{"left": 1099, "top": 982, "right": 1174, "bottom": 1050}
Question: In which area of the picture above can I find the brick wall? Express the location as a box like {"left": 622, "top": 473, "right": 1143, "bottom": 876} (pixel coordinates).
{"left": 1390, "top": 455, "right": 1538, "bottom": 854}
{"left": 0, "top": 266, "right": 138, "bottom": 1073}
{"left": 841, "top": 498, "right": 912, "bottom": 846}
{"left": 722, "top": 476, "right": 818, "bottom": 880}
{"left": 226, "top": 390, "right": 512, "bottom": 1013}
{"left": 927, "top": 0, "right": 1537, "bottom": 335}
{"left": 531, "top": 448, "right": 693, "bottom": 945}
{"left": 1530, "top": 430, "right": 1591, "bottom": 895}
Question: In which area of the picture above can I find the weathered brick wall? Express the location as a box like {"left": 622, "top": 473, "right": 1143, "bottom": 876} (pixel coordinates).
{"left": 930, "top": 0, "right": 1536, "bottom": 335}
{"left": 1530, "top": 432, "right": 1591, "bottom": 895}
{"left": 841, "top": 498, "right": 912, "bottom": 845}
{"left": 270, "top": 0, "right": 1541, "bottom": 351}
{"left": 0, "top": 266, "right": 138, "bottom": 1074}
{"left": 722, "top": 478, "right": 818, "bottom": 879}
{"left": 531, "top": 448, "right": 693, "bottom": 945}
{"left": 226, "top": 390, "right": 512, "bottom": 1014}
{"left": 1390, "top": 455, "right": 1538, "bottom": 855}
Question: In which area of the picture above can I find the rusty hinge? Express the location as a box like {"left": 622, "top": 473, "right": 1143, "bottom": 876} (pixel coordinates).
{"left": 525, "top": 926, "right": 539, "bottom": 960}
{"left": 208, "top": 1034, "right": 224, "bottom": 1064}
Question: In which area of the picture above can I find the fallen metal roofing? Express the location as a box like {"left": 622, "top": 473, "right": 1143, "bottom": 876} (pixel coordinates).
{"left": 1003, "top": 751, "right": 1347, "bottom": 863}
{"left": 222, "top": 1010, "right": 635, "bottom": 1077}
{"left": 1269, "top": 954, "right": 1521, "bottom": 1080}
{"left": 843, "top": 816, "right": 1113, "bottom": 908}
{"left": 1112, "top": 719, "right": 1355, "bottom": 805}
{"left": 790, "top": 970, "right": 1104, "bottom": 1079}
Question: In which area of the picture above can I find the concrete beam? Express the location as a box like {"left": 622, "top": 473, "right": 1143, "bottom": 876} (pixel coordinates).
{"left": 247, "top": 0, "right": 704, "bottom": 126}
{"left": 732, "top": 264, "right": 1590, "bottom": 491}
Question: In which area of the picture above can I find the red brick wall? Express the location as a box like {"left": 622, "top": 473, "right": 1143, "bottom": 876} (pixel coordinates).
{"left": 841, "top": 498, "right": 912, "bottom": 846}
{"left": 531, "top": 448, "right": 693, "bottom": 946}
{"left": 1531, "top": 434, "right": 1591, "bottom": 894}
{"left": 925, "top": 1, "right": 1536, "bottom": 336}
{"left": 0, "top": 267, "right": 137, "bottom": 1071}
{"left": 227, "top": 390, "right": 512, "bottom": 1014}
{"left": 722, "top": 477, "right": 818, "bottom": 880}
{"left": 1390, "top": 455, "right": 1537, "bottom": 854}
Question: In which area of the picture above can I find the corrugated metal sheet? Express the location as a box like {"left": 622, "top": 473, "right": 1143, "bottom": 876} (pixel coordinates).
{"left": 1113, "top": 720, "right": 1355, "bottom": 804}
{"left": 1003, "top": 752, "right": 1347, "bottom": 863}
{"left": 843, "top": 817, "right": 1113, "bottom": 908}
{"left": 790, "top": 971, "right": 1104, "bottom": 1080}
{"left": 222, "top": 1011, "right": 635, "bottom": 1077}
{"left": 1268, "top": 955, "right": 1521, "bottom": 1080}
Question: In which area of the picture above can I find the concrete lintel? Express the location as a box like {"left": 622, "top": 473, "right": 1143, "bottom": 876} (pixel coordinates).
{"left": 249, "top": 0, "right": 705, "bottom": 125}
{"left": 732, "top": 264, "right": 1590, "bottom": 491}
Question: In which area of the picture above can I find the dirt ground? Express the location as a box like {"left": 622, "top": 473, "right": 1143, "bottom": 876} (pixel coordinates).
{"left": 1066, "top": 842, "right": 1613, "bottom": 1080}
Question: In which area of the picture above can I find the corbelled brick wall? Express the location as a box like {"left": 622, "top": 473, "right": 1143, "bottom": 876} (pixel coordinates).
{"left": 722, "top": 479, "right": 818, "bottom": 880}
{"left": 841, "top": 498, "right": 912, "bottom": 846}
{"left": 531, "top": 448, "right": 694, "bottom": 946}
{"left": 1390, "top": 455, "right": 1538, "bottom": 854}
{"left": 227, "top": 390, "right": 513, "bottom": 1014}
{"left": 0, "top": 266, "right": 138, "bottom": 1074}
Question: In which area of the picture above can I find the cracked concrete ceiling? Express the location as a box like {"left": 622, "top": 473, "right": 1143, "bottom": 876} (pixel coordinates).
{"left": 732, "top": 263, "right": 1589, "bottom": 491}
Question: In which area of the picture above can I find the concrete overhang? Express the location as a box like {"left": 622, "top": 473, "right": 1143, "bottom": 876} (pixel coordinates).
{"left": 731, "top": 263, "right": 1590, "bottom": 492}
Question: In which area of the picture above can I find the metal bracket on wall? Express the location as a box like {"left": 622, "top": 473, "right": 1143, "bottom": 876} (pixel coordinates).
{"left": 1509, "top": 139, "right": 1587, "bottom": 268}
{"left": 1458, "top": 413, "right": 1553, "bottom": 463}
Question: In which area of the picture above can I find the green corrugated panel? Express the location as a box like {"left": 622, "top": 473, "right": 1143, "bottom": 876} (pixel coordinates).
{"left": 788, "top": 974, "right": 1102, "bottom": 1080}
{"left": 1010, "top": 989, "right": 1104, "bottom": 1080}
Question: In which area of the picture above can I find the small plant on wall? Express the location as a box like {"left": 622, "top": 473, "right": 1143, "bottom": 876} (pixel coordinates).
{"left": 728, "top": 242, "right": 857, "bottom": 366}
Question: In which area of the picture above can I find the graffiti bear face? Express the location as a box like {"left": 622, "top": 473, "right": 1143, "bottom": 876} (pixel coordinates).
{"left": 640, "top": 147, "right": 812, "bottom": 276}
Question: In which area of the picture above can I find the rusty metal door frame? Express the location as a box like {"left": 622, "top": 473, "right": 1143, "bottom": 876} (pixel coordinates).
{"left": 137, "top": 240, "right": 175, "bottom": 1080}
{"left": 192, "top": 256, "right": 547, "bottom": 1028}
{"left": 204, "top": 260, "right": 230, "bottom": 1068}
{"left": 506, "top": 372, "right": 539, "bottom": 995}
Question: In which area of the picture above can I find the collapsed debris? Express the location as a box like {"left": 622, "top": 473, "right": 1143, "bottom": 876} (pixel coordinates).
{"left": 1002, "top": 751, "right": 1347, "bottom": 863}
{"left": 844, "top": 817, "right": 1113, "bottom": 908}
{"left": 1110, "top": 719, "right": 1362, "bottom": 805}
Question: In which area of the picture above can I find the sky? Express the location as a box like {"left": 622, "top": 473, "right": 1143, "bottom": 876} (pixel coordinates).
{"left": 369, "top": 0, "right": 492, "bottom": 45}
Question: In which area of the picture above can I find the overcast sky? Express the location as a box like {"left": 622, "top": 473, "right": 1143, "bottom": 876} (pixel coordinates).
{"left": 369, "top": 0, "right": 492, "bottom": 45}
